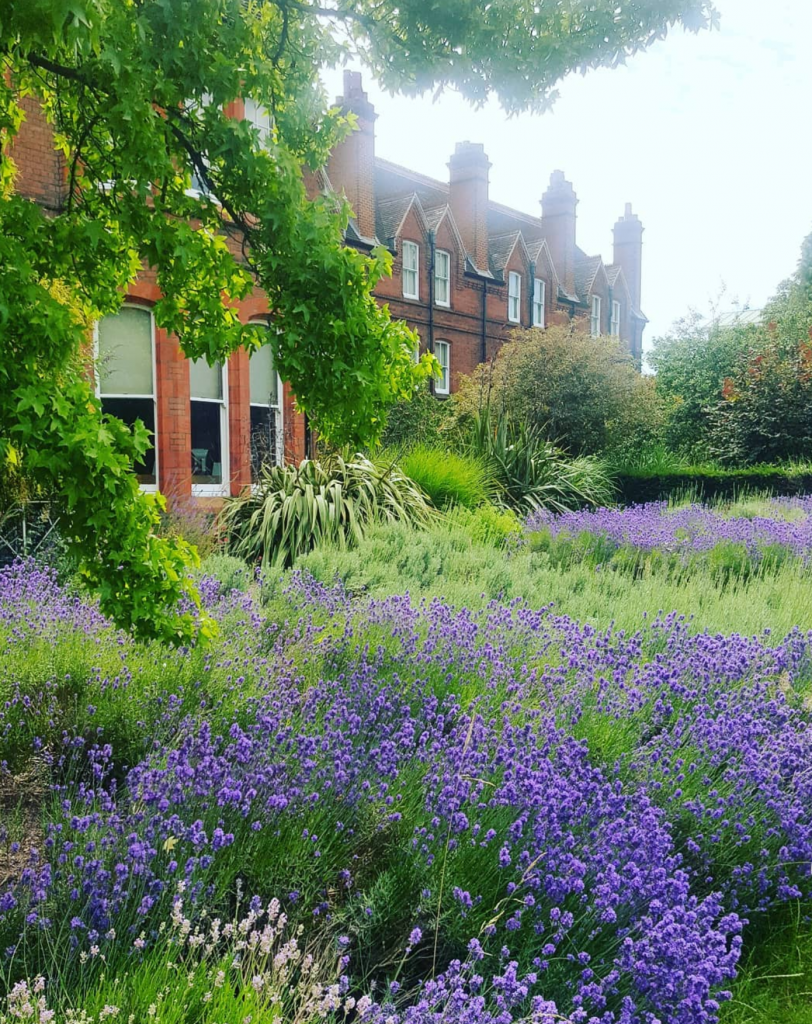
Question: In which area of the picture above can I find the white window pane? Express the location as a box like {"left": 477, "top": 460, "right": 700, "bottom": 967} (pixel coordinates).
{"left": 435, "top": 341, "right": 450, "bottom": 393}
{"left": 190, "top": 357, "right": 223, "bottom": 400}
{"left": 244, "top": 97, "right": 272, "bottom": 147}
{"left": 98, "top": 307, "right": 153, "bottom": 396}
{"left": 403, "top": 242, "right": 418, "bottom": 270}
{"left": 250, "top": 343, "right": 279, "bottom": 407}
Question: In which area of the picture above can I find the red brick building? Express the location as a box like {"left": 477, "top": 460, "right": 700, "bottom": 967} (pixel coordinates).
{"left": 10, "top": 72, "right": 646, "bottom": 501}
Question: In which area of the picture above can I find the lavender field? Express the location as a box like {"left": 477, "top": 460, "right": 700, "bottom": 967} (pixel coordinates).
{"left": 2, "top": 497, "right": 812, "bottom": 1023}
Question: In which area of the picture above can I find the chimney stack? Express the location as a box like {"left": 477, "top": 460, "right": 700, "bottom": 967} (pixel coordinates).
{"left": 613, "top": 203, "right": 644, "bottom": 311}
{"left": 327, "top": 70, "right": 377, "bottom": 240}
{"left": 447, "top": 141, "right": 491, "bottom": 273}
{"left": 541, "top": 170, "right": 578, "bottom": 298}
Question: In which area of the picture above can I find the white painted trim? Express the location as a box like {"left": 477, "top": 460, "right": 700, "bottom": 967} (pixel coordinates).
{"left": 434, "top": 339, "right": 450, "bottom": 395}
{"left": 402, "top": 240, "right": 420, "bottom": 300}
{"left": 533, "top": 278, "right": 546, "bottom": 328}
{"left": 434, "top": 249, "right": 451, "bottom": 308}
{"left": 508, "top": 271, "right": 522, "bottom": 324}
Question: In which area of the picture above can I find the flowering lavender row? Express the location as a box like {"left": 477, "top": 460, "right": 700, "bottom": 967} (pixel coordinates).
{"left": 3, "top": 561, "right": 812, "bottom": 1022}
{"left": 526, "top": 497, "right": 812, "bottom": 562}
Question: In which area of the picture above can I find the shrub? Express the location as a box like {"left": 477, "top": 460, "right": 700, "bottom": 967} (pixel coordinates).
{"left": 467, "top": 412, "right": 615, "bottom": 513}
{"left": 379, "top": 380, "right": 458, "bottom": 450}
{"left": 399, "top": 446, "right": 493, "bottom": 510}
{"left": 456, "top": 323, "right": 662, "bottom": 456}
{"left": 444, "top": 503, "right": 522, "bottom": 545}
{"left": 198, "top": 553, "right": 251, "bottom": 594}
{"left": 220, "top": 454, "right": 436, "bottom": 568}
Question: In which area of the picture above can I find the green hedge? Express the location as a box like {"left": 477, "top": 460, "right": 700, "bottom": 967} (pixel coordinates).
{"left": 616, "top": 467, "right": 812, "bottom": 504}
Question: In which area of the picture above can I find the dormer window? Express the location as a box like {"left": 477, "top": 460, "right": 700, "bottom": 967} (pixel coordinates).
{"left": 508, "top": 272, "right": 521, "bottom": 323}
{"left": 434, "top": 250, "right": 450, "bottom": 307}
{"left": 402, "top": 241, "right": 419, "bottom": 300}
{"left": 610, "top": 300, "right": 621, "bottom": 336}
{"left": 533, "top": 278, "right": 545, "bottom": 328}
{"left": 591, "top": 295, "right": 602, "bottom": 337}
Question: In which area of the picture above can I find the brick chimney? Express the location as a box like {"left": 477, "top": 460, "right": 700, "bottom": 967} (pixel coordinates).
{"left": 447, "top": 142, "right": 491, "bottom": 273}
{"left": 541, "top": 170, "right": 578, "bottom": 297}
{"left": 327, "top": 70, "right": 377, "bottom": 240}
{"left": 613, "top": 203, "right": 644, "bottom": 310}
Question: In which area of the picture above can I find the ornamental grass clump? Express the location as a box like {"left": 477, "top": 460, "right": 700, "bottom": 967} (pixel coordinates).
{"left": 399, "top": 446, "right": 495, "bottom": 510}
{"left": 220, "top": 453, "right": 436, "bottom": 568}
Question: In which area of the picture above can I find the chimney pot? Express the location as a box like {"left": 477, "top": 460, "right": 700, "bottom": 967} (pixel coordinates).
{"left": 541, "top": 171, "right": 578, "bottom": 296}
{"left": 447, "top": 141, "right": 491, "bottom": 272}
{"left": 327, "top": 71, "right": 377, "bottom": 239}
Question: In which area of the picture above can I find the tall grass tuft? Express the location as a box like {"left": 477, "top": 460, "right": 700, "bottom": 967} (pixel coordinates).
{"left": 399, "top": 446, "right": 494, "bottom": 509}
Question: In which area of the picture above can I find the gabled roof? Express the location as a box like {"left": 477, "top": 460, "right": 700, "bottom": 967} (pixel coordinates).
{"left": 375, "top": 194, "right": 416, "bottom": 245}
{"left": 488, "top": 231, "right": 525, "bottom": 279}
{"left": 574, "top": 255, "right": 604, "bottom": 302}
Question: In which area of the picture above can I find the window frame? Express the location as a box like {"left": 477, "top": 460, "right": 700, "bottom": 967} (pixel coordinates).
{"left": 248, "top": 320, "right": 285, "bottom": 481}
{"left": 591, "top": 295, "right": 602, "bottom": 338}
{"left": 434, "top": 340, "right": 450, "bottom": 396}
{"left": 402, "top": 240, "right": 420, "bottom": 300}
{"left": 243, "top": 97, "right": 273, "bottom": 149}
{"left": 184, "top": 93, "right": 220, "bottom": 203}
{"left": 610, "top": 299, "right": 621, "bottom": 337}
{"left": 533, "top": 278, "right": 546, "bottom": 328}
{"left": 508, "top": 271, "right": 522, "bottom": 324}
{"left": 190, "top": 358, "right": 229, "bottom": 498}
{"left": 94, "top": 303, "right": 159, "bottom": 493}
{"left": 434, "top": 249, "right": 451, "bottom": 308}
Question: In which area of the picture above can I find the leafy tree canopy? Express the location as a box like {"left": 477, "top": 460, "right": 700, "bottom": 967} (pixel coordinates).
{"left": 0, "top": 0, "right": 717, "bottom": 640}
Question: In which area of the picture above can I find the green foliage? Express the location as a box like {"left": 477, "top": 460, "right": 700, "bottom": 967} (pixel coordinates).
{"left": 0, "top": 0, "right": 719, "bottom": 636}
{"left": 457, "top": 324, "right": 663, "bottom": 456}
{"left": 198, "top": 553, "right": 250, "bottom": 594}
{"left": 616, "top": 464, "right": 812, "bottom": 505}
{"left": 221, "top": 454, "right": 436, "bottom": 568}
{"left": 379, "top": 381, "right": 457, "bottom": 450}
{"left": 399, "top": 446, "right": 492, "bottom": 510}
{"left": 651, "top": 231, "right": 812, "bottom": 465}
{"left": 444, "top": 503, "right": 522, "bottom": 546}
{"left": 466, "top": 411, "right": 616, "bottom": 514}
{"left": 709, "top": 335, "right": 812, "bottom": 465}
{"left": 294, "top": 519, "right": 812, "bottom": 638}
{"left": 648, "top": 310, "right": 756, "bottom": 459}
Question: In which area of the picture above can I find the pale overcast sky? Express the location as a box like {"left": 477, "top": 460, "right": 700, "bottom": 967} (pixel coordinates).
{"left": 322, "top": 0, "right": 812, "bottom": 359}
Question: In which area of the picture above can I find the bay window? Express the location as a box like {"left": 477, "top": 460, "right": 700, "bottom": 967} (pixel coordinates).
{"left": 190, "top": 358, "right": 227, "bottom": 494}
{"left": 96, "top": 305, "right": 157, "bottom": 488}
{"left": 248, "top": 326, "right": 284, "bottom": 479}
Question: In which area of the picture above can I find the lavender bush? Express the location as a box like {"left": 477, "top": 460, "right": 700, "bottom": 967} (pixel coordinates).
{"left": 527, "top": 497, "right": 812, "bottom": 577}
{"left": 3, "top": 555, "right": 812, "bottom": 1022}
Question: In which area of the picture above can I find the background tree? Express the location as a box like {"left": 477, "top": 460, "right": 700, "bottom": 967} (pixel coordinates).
{"left": 648, "top": 309, "right": 756, "bottom": 459}
{"left": 456, "top": 324, "right": 663, "bottom": 457}
{"left": 1, "top": 0, "right": 718, "bottom": 639}
{"left": 709, "top": 230, "right": 812, "bottom": 464}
